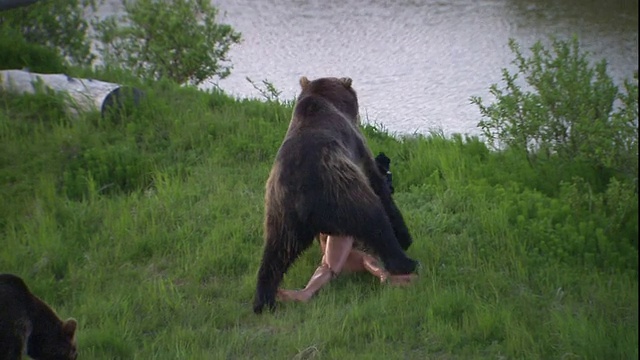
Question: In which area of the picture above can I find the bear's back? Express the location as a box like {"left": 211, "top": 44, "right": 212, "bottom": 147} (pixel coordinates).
{"left": 0, "top": 273, "right": 33, "bottom": 315}
{"left": 0, "top": 274, "right": 33, "bottom": 359}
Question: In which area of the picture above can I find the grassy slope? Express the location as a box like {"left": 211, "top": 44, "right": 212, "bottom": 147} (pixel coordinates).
{"left": 0, "top": 76, "right": 637, "bottom": 360}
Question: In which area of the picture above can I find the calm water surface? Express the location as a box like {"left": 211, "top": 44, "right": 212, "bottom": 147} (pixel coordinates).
{"left": 99, "top": 0, "right": 638, "bottom": 136}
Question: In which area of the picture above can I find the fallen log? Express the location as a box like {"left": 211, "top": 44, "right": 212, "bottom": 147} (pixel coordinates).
{"left": 0, "top": 69, "right": 144, "bottom": 118}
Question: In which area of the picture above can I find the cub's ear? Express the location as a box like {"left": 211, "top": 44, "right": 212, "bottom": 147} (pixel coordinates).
{"left": 339, "top": 77, "right": 352, "bottom": 88}
{"left": 299, "top": 76, "right": 310, "bottom": 89}
{"left": 63, "top": 318, "right": 78, "bottom": 338}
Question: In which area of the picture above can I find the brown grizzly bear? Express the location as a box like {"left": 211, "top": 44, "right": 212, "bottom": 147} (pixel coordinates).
{"left": 0, "top": 273, "right": 78, "bottom": 360}
{"left": 253, "top": 76, "right": 418, "bottom": 314}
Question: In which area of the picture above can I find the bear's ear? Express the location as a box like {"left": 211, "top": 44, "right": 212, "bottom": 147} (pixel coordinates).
{"left": 299, "top": 76, "right": 311, "bottom": 89}
{"left": 63, "top": 318, "right": 78, "bottom": 338}
{"left": 339, "top": 77, "right": 352, "bottom": 88}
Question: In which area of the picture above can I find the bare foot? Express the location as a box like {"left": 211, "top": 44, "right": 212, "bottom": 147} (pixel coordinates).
{"left": 385, "top": 274, "right": 418, "bottom": 286}
{"left": 277, "top": 288, "right": 313, "bottom": 303}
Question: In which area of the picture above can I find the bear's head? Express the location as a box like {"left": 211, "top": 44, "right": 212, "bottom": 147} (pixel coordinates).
{"left": 298, "top": 76, "right": 359, "bottom": 124}
{"left": 28, "top": 318, "right": 78, "bottom": 360}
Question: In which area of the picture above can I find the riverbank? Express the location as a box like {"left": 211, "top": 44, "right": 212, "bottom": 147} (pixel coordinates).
{"left": 1, "top": 67, "right": 637, "bottom": 358}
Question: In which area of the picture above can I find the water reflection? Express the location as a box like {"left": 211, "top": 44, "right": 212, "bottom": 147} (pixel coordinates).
{"left": 97, "top": 0, "right": 638, "bottom": 136}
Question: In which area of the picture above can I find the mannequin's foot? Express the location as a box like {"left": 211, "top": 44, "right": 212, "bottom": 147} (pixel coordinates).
{"left": 277, "top": 288, "right": 313, "bottom": 302}
{"left": 385, "top": 274, "right": 418, "bottom": 286}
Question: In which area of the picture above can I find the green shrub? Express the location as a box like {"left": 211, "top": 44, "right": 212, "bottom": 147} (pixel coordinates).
{"left": 0, "top": 25, "right": 68, "bottom": 73}
{"left": 471, "top": 37, "right": 638, "bottom": 188}
{"left": 0, "top": 0, "right": 96, "bottom": 66}
{"left": 94, "top": 0, "right": 242, "bottom": 85}
{"left": 503, "top": 178, "right": 638, "bottom": 274}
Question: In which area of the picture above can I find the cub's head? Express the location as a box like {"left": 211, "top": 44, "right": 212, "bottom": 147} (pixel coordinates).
{"left": 298, "top": 76, "right": 359, "bottom": 123}
{"left": 29, "top": 318, "right": 78, "bottom": 360}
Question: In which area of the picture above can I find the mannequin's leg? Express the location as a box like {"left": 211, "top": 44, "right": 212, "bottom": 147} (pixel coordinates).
{"left": 277, "top": 235, "right": 353, "bottom": 302}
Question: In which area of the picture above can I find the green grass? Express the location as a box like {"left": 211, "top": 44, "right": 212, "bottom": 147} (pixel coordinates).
{"left": 0, "top": 74, "right": 637, "bottom": 359}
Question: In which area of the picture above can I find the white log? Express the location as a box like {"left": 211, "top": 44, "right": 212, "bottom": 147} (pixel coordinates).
{"left": 0, "top": 69, "right": 143, "bottom": 117}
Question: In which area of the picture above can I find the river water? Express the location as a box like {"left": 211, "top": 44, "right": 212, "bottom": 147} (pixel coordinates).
{"left": 98, "top": 0, "right": 638, "bottom": 136}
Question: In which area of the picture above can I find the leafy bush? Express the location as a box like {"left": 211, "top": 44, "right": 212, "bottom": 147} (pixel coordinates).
{"left": 0, "top": 0, "right": 96, "bottom": 66}
{"left": 504, "top": 178, "right": 638, "bottom": 274}
{"left": 471, "top": 37, "right": 638, "bottom": 187}
{"left": 95, "top": 0, "right": 242, "bottom": 85}
{"left": 0, "top": 25, "right": 68, "bottom": 73}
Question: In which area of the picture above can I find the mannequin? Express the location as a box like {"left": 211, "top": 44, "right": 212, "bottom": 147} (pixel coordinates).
{"left": 277, "top": 234, "right": 416, "bottom": 303}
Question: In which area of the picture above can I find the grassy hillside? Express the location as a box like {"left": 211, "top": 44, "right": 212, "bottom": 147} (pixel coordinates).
{"left": 0, "top": 68, "right": 637, "bottom": 359}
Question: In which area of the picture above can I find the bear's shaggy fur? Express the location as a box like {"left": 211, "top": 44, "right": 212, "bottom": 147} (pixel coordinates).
{"left": 253, "top": 76, "right": 417, "bottom": 314}
{"left": 0, "top": 273, "right": 78, "bottom": 360}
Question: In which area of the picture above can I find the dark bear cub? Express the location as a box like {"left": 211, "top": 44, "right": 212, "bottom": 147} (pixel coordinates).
{"left": 0, "top": 273, "right": 78, "bottom": 360}
{"left": 253, "top": 76, "right": 418, "bottom": 314}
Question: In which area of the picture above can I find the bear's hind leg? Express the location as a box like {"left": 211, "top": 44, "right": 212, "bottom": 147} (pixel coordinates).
{"left": 254, "top": 215, "right": 315, "bottom": 314}
{"left": 317, "top": 155, "right": 417, "bottom": 276}
{"left": 364, "top": 221, "right": 417, "bottom": 275}
{"left": 346, "top": 202, "right": 418, "bottom": 276}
